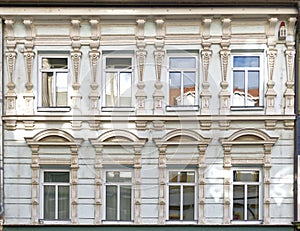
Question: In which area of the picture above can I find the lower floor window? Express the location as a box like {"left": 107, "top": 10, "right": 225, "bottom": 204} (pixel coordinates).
{"left": 42, "top": 171, "right": 70, "bottom": 220}
{"left": 233, "top": 169, "right": 261, "bottom": 221}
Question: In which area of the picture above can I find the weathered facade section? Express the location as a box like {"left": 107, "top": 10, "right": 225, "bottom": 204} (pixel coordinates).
{"left": 0, "top": 4, "right": 297, "bottom": 231}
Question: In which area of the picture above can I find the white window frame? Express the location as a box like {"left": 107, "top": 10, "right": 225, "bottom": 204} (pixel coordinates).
{"left": 166, "top": 169, "right": 197, "bottom": 223}
{"left": 231, "top": 52, "right": 264, "bottom": 109}
{"left": 231, "top": 168, "right": 263, "bottom": 224}
{"left": 102, "top": 54, "right": 134, "bottom": 111}
{"left": 166, "top": 53, "right": 199, "bottom": 111}
{"left": 37, "top": 54, "right": 70, "bottom": 112}
{"left": 40, "top": 169, "right": 71, "bottom": 224}
{"left": 103, "top": 169, "right": 134, "bottom": 223}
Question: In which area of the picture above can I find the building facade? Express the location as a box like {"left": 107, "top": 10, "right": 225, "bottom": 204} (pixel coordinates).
{"left": 0, "top": 1, "right": 298, "bottom": 231}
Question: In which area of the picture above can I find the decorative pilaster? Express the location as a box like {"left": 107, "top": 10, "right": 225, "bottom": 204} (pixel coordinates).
{"left": 4, "top": 19, "right": 17, "bottom": 116}
{"left": 284, "top": 43, "right": 295, "bottom": 115}
{"left": 223, "top": 144, "right": 232, "bottom": 224}
{"left": 134, "top": 146, "right": 142, "bottom": 224}
{"left": 197, "top": 145, "right": 206, "bottom": 224}
{"left": 219, "top": 18, "right": 231, "bottom": 115}
{"left": 136, "top": 19, "right": 147, "bottom": 114}
{"left": 94, "top": 146, "right": 103, "bottom": 224}
{"left": 71, "top": 146, "right": 79, "bottom": 224}
{"left": 263, "top": 144, "right": 272, "bottom": 225}
{"left": 153, "top": 19, "right": 165, "bottom": 114}
{"left": 158, "top": 146, "right": 166, "bottom": 224}
{"left": 71, "top": 19, "right": 82, "bottom": 115}
{"left": 31, "top": 146, "right": 39, "bottom": 224}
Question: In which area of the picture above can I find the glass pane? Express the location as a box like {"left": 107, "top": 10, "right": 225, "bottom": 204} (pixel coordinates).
{"left": 105, "top": 72, "right": 118, "bottom": 106}
{"left": 106, "top": 171, "right": 132, "bottom": 183}
{"left": 44, "top": 185, "right": 55, "bottom": 220}
{"left": 169, "top": 72, "right": 181, "bottom": 106}
{"left": 234, "top": 171, "right": 259, "bottom": 182}
{"left": 233, "top": 71, "right": 245, "bottom": 106}
{"left": 234, "top": 56, "right": 259, "bottom": 67}
{"left": 120, "top": 186, "right": 132, "bottom": 221}
{"left": 119, "top": 72, "right": 132, "bottom": 107}
{"left": 106, "top": 58, "right": 132, "bottom": 69}
{"left": 106, "top": 185, "right": 118, "bottom": 220}
{"left": 56, "top": 73, "right": 68, "bottom": 106}
{"left": 169, "top": 186, "right": 180, "bottom": 220}
{"left": 183, "top": 72, "right": 196, "bottom": 105}
{"left": 169, "top": 171, "right": 195, "bottom": 183}
{"left": 42, "top": 58, "right": 68, "bottom": 69}
{"left": 170, "top": 57, "right": 196, "bottom": 69}
{"left": 58, "top": 186, "right": 70, "bottom": 220}
{"left": 44, "top": 172, "right": 69, "bottom": 183}
{"left": 247, "top": 71, "right": 259, "bottom": 106}
{"left": 42, "top": 72, "right": 53, "bottom": 107}
{"left": 183, "top": 186, "right": 194, "bottom": 221}
{"left": 247, "top": 185, "right": 259, "bottom": 220}
{"left": 233, "top": 185, "right": 244, "bottom": 220}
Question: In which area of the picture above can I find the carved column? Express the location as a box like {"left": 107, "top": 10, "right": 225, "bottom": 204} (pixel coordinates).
{"left": 23, "top": 19, "right": 35, "bottom": 115}
{"left": 71, "top": 19, "right": 82, "bottom": 115}
{"left": 4, "top": 19, "right": 17, "bottom": 116}
{"left": 31, "top": 146, "right": 39, "bottom": 224}
{"left": 223, "top": 144, "right": 232, "bottom": 224}
{"left": 219, "top": 18, "right": 231, "bottom": 115}
{"left": 197, "top": 145, "right": 206, "bottom": 224}
{"left": 158, "top": 146, "right": 167, "bottom": 224}
{"left": 153, "top": 19, "right": 165, "bottom": 115}
{"left": 134, "top": 146, "right": 142, "bottom": 224}
{"left": 136, "top": 18, "right": 147, "bottom": 114}
{"left": 94, "top": 146, "right": 103, "bottom": 224}
{"left": 70, "top": 146, "right": 79, "bottom": 224}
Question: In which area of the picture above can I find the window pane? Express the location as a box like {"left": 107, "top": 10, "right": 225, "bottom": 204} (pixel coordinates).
{"left": 105, "top": 72, "right": 118, "bottom": 106}
{"left": 248, "top": 71, "right": 259, "bottom": 106}
{"left": 106, "top": 171, "right": 132, "bottom": 183}
{"left": 169, "top": 72, "right": 181, "bottom": 106}
{"left": 58, "top": 186, "right": 70, "bottom": 220}
{"left": 106, "top": 58, "right": 132, "bottom": 69}
{"left": 234, "top": 171, "right": 259, "bottom": 182}
{"left": 247, "top": 185, "right": 259, "bottom": 220}
{"left": 234, "top": 56, "right": 259, "bottom": 67}
{"left": 170, "top": 57, "right": 196, "bottom": 69}
{"left": 56, "top": 73, "right": 68, "bottom": 106}
{"left": 44, "top": 172, "right": 69, "bottom": 183}
{"left": 169, "top": 171, "right": 195, "bottom": 183}
{"left": 42, "top": 58, "right": 68, "bottom": 69}
{"left": 233, "top": 185, "right": 244, "bottom": 220}
{"left": 119, "top": 72, "right": 132, "bottom": 107}
{"left": 183, "top": 186, "right": 194, "bottom": 221}
{"left": 106, "top": 185, "right": 118, "bottom": 220}
{"left": 42, "top": 72, "right": 53, "bottom": 107}
{"left": 233, "top": 71, "right": 245, "bottom": 106}
{"left": 120, "top": 186, "right": 132, "bottom": 221}
{"left": 44, "top": 185, "right": 55, "bottom": 220}
{"left": 169, "top": 186, "right": 180, "bottom": 220}
{"left": 183, "top": 72, "right": 196, "bottom": 105}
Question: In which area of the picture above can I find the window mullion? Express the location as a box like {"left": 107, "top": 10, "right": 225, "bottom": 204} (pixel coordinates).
{"left": 117, "top": 184, "right": 120, "bottom": 220}
{"left": 117, "top": 71, "right": 121, "bottom": 106}
{"left": 180, "top": 184, "right": 183, "bottom": 220}
{"left": 181, "top": 71, "right": 184, "bottom": 105}
{"left": 55, "top": 185, "right": 58, "bottom": 220}
{"left": 244, "top": 184, "right": 248, "bottom": 220}
{"left": 53, "top": 71, "right": 57, "bottom": 107}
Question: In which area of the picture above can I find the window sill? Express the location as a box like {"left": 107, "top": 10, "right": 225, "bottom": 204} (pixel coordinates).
{"left": 166, "top": 220, "right": 198, "bottom": 224}
{"left": 101, "top": 107, "right": 135, "bottom": 112}
{"left": 102, "top": 220, "right": 134, "bottom": 224}
{"left": 38, "top": 219, "right": 71, "bottom": 225}
{"left": 37, "top": 107, "right": 71, "bottom": 112}
{"left": 166, "top": 105, "right": 199, "bottom": 111}
{"left": 230, "top": 106, "right": 264, "bottom": 111}
{"left": 231, "top": 220, "right": 263, "bottom": 225}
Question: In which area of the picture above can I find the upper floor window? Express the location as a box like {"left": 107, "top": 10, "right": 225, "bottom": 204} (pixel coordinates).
{"left": 168, "top": 170, "right": 196, "bottom": 221}
{"left": 39, "top": 56, "right": 69, "bottom": 109}
{"left": 168, "top": 55, "right": 198, "bottom": 107}
{"left": 232, "top": 169, "right": 261, "bottom": 222}
{"left": 103, "top": 57, "right": 133, "bottom": 108}
{"left": 41, "top": 170, "right": 70, "bottom": 221}
{"left": 231, "top": 54, "right": 263, "bottom": 107}
{"left": 104, "top": 170, "right": 133, "bottom": 221}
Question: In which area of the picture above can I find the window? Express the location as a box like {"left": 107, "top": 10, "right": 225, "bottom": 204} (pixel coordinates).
{"left": 39, "top": 56, "right": 69, "bottom": 108}
{"left": 41, "top": 170, "right": 70, "bottom": 221}
{"left": 104, "top": 57, "right": 133, "bottom": 107}
{"left": 168, "top": 170, "right": 196, "bottom": 221}
{"left": 232, "top": 170, "right": 261, "bottom": 221}
{"left": 104, "top": 170, "right": 133, "bottom": 221}
{"left": 168, "top": 56, "right": 197, "bottom": 107}
{"left": 232, "top": 55, "right": 262, "bottom": 107}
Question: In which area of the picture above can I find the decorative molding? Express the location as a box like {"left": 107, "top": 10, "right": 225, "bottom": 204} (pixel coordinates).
{"left": 284, "top": 43, "right": 295, "bottom": 115}
{"left": 265, "top": 47, "right": 277, "bottom": 114}
{"left": 5, "top": 50, "right": 17, "bottom": 115}
{"left": 89, "top": 49, "right": 100, "bottom": 113}
{"left": 200, "top": 47, "right": 212, "bottom": 115}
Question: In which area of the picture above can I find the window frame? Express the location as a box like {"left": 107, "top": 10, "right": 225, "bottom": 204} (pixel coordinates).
{"left": 166, "top": 169, "right": 197, "bottom": 223}
{"left": 231, "top": 168, "right": 263, "bottom": 224}
{"left": 166, "top": 53, "right": 199, "bottom": 111}
{"left": 102, "top": 54, "right": 135, "bottom": 111}
{"left": 231, "top": 52, "right": 264, "bottom": 109}
{"left": 37, "top": 53, "right": 71, "bottom": 112}
{"left": 40, "top": 169, "right": 71, "bottom": 223}
{"left": 103, "top": 169, "right": 134, "bottom": 223}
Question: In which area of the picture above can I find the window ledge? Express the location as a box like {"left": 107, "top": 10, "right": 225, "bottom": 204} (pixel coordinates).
{"left": 231, "top": 106, "right": 264, "bottom": 111}
{"left": 39, "top": 219, "right": 71, "bottom": 225}
{"left": 231, "top": 220, "right": 263, "bottom": 225}
{"left": 37, "top": 107, "right": 71, "bottom": 112}
{"left": 101, "top": 107, "right": 135, "bottom": 112}
{"left": 166, "top": 220, "right": 198, "bottom": 225}
{"left": 102, "top": 220, "right": 134, "bottom": 224}
{"left": 166, "top": 106, "right": 199, "bottom": 111}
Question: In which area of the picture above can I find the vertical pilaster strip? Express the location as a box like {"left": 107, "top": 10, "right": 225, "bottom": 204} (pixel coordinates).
{"left": 71, "top": 146, "right": 79, "bottom": 224}
{"left": 223, "top": 144, "right": 232, "bottom": 224}
{"left": 197, "top": 145, "right": 206, "bottom": 224}
{"left": 264, "top": 144, "right": 272, "bottom": 224}
{"left": 134, "top": 146, "right": 142, "bottom": 224}
{"left": 158, "top": 146, "right": 166, "bottom": 224}
{"left": 94, "top": 146, "right": 103, "bottom": 224}
{"left": 31, "top": 146, "right": 39, "bottom": 224}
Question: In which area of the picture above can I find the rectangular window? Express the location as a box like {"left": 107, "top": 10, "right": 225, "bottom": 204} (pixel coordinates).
{"left": 42, "top": 171, "right": 70, "bottom": 221}
{"left": 105, "top": 170, "right": 132, "bottom": 221}
{"left": 232, "top": 170, "right": 261, "bottom": 221}
{"left": 104, "top": 57, "right": 133, "bottom": 107}
{"left": 39, "top": 56, "right": 69, "bottom": 108}
{"left": 168, "top": 170, "right": 196, "bottom": 221}
{"left": 168, "top": 56, "right": 197, "bottom": 107}
{"left": 232, "top": 55, "right": 262, "bottom": 107}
